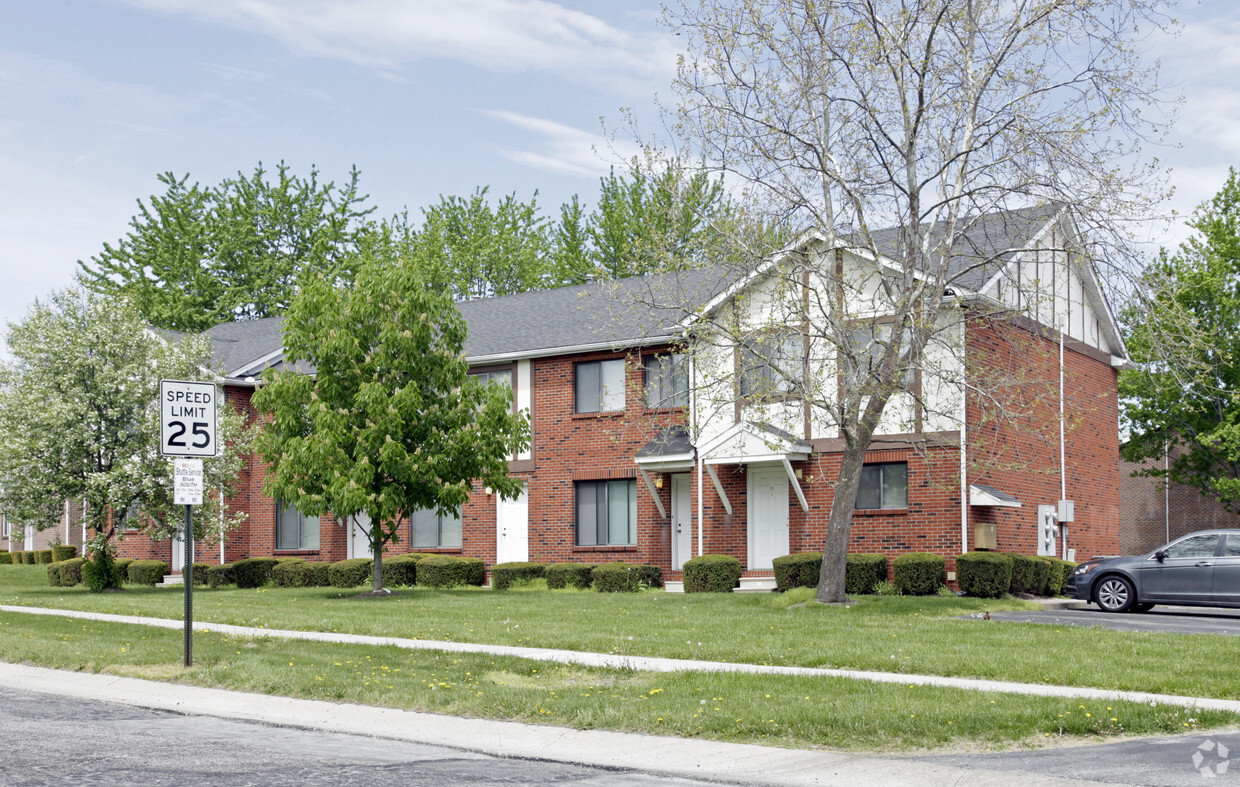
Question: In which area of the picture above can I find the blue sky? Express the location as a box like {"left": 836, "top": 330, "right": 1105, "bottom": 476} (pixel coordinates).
{"left": 1, "top": 0, "right": 1237, "bottom": 336}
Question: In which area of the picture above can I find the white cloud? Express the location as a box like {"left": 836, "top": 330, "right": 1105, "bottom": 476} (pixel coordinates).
{"left": 480, "top": 109, "right": 640, "bottom": 178}
{"left": 120, "top": 0, "right": 678, "bottom": 90}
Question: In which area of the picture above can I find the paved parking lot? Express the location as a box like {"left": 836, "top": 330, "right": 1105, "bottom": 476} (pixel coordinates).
{"left": 980, "top": 605, "right": 1240, "bottom": 636}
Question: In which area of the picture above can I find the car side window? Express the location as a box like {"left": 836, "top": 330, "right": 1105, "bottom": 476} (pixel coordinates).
{"left": 1163, "top": 534, "right": 1221, "bottom": 559}
{"left": 1224, "top": 536, "right": 1240, "bottom": 557}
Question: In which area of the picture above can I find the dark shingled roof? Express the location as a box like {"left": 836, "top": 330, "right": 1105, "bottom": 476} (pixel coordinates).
{"left": 971, "top": 483, "right": 1021, "bottom": 506}
{"left": 635, "top": 426, "right": 695, "bottom": 459}
{"left": 202, "top": 317, "right": 285, "bottom": 376}
{"left": 863, "top": 203, "right": 1063, "bottom": 291}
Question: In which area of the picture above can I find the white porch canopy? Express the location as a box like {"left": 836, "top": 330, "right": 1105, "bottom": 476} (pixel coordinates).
{"left": 697, "top": 421, "right": 811, "bottom": 513}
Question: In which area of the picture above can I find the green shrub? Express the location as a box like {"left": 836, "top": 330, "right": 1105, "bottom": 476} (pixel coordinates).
{"left": 114, "top": 558, "right": 134, "bottom": 581}
{"left": 773, "top": 552, "right": 821, "bottom": 591}
{"left": 490, "top": 561, "right": 547, "bottom": 590}
{"left": 328, "top": 558, "right": 373, "bottom": 588}
{"left": 682, "top": 554, "right": 742, "bottom": 593}
{"left": 47, "top": 562, "right": 64, "bottom": 586}
{"left": 306, "top": 562, "right": 332, "bottom": 587}
{"left": 545, "top": 562, "right": 594, "bottom": 590}
{"left": 273, "top": 560, "right": 310, "bottom": 588}
{"left": 1007, "top": 553, "right": 1050, "bottom": 595}
{"left": 34, "top": 550, "right": 54, "bottom": 564}
{"left": 956, "top": 552, "right": 1013, "bottom": 598}
{"left": 53, "top": 557, "right": 86, "bottom": 587}
{"left": 872, "top": 579, "right": 899, "bottom": 596}
{"left": 23, "top": 551, "right": 36, "bottom": 564}
{"left": 1040, "top": 556, "right": 1076, "bottom": 596}
{"left": 126, "top": 559, "right": 168, "bottom": 586}
{"left": 206, "top": 563, "right": 234, "bottom": 588}
{"left": 51, "top": 545, "right": 78, "bottom": 562}
{"left": 232, "top": 557, "right": 280, "bottom": 589}
{"left": 591, "top": 562, "right": 662, "bottom": 593}
{"left": 190, "top": 562, "right": 211, "bottom": 586}
{"left": 381, "top": 554, "right": 423, "bottom": 587}
{"left": 846, "top": 553, "right": 889, "bottom": 595}
{"left": 81, "top": 551, "right": 122, "bottom": 592}
{"left": 417, "top": 555, "right": 485, "bottom": 588}
{"left": 891, "top": 552, "right": 946, "bottom": 596}
{"left": 0, "top": 552, "right": 11, "bottom": 565}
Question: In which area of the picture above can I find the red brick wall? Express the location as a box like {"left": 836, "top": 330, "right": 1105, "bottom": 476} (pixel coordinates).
{"left": 1119, "top": 452, "right": 1240, "bottom": 554}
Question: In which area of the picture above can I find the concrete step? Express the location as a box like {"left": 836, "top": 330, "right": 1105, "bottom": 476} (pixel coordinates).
{"left": 156, "top": 574, "right": 184, "bottom": 588}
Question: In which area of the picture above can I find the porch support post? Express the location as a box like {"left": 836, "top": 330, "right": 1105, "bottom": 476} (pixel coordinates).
{"left": 704, "top": 464, "right": 732, "bottom": 515}
{"left": 781, "top": 457, "right": 809, "bottom": 512}
{"left": 637, "top": 468, "right": 667, "bottom": 519}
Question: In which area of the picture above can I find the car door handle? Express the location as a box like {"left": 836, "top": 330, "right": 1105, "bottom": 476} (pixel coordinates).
{"left": 1195, "top": 561, "right": 1214, "bottom": 567}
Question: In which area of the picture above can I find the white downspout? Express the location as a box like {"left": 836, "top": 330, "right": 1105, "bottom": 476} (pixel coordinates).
{"left": 960, "top": 388, "right": 968, "bottom": 556}
{"left": 1059, "top": 316, "right": 1068, "bottom": 560}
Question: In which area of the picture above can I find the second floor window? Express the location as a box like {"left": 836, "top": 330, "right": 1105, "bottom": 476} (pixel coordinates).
{"left": 644, "top": 353, "right": 688, "bottom": 408}
{"left": 575, "top": 359, "right": 625, "bottom": 413}
{"left": 472, "top": 369, "right": 513, "bottom": 390}
{"left": 276, "top": 501, "right": 320, "bottom": 550}
{"left": 739, "top": 332, "right": 803, "bottom": 399}
{"left": 411, "top": 508, "right": 463, "bottom": 549}
{"left": 847, "top": 322, "right": 916, "bottom": 389}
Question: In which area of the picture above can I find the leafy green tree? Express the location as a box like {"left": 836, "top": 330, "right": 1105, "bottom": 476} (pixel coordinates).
{"left": 78, "top": 162, "right": 375, "bottom": 332}
{"left": 1122, "top": 168, "right": 1240, "bottom": 511}
{"left": 408, "top": 188, "right": 552, "bottom": 300}
{"left": 252, "top": 249, "right": 530, "bottom": 593}
{"left": 0, "top": 288, "right": 249, "bottom": 589}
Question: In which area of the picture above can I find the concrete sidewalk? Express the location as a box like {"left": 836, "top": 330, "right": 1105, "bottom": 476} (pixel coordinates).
{"left": 0, "top": 662, "right": 1091, "bottom": 786}
{"left": 6, "top": 603, "right": 1240, "bottom": 714}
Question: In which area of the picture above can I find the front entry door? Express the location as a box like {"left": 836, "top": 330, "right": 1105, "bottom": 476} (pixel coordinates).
{"left": 670, "top": 474, "right": 692, "bottom": 570}
{"left": 171, "top": 530, "right": 186, "bottom": 573}
{"left": 348, "top": 513, "right": 374, "bottom": 560}
{"left": 496, "top": 490, "right": 530, "bottom": 564}
{"left": 747, "top": 466, "right": 789, "bottom": 571}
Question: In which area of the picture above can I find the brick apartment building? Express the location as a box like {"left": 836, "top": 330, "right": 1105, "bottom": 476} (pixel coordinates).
{"left": 1119, "top": 447, "right": 1240, "bottom": 555}
{"left": 102, "top": 204, "right": 1125, "bottom": 587}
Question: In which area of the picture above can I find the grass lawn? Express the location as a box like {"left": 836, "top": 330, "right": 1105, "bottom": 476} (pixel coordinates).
{"left": 2, "top": 611, "right": 1234, "bottom": 753}
{"left": 4, "top": 564, "right": 1240, "bottom": 700}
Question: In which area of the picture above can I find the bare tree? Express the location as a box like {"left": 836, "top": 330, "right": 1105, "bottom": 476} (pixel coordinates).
{"left": 640, "top": 0, "right": 1171, "bottom": 601}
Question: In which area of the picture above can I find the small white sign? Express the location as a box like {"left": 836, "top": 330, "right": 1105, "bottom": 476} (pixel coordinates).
{"left": 160, "top": 379, "right": 218, "bottom": 457}
{"left": 174, "top": 458, "right": 204, "bottom": 506}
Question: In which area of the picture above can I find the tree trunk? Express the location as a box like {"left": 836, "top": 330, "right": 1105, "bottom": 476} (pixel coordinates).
{"left": 816, "top": 442, "right": 869, "bottom": 603}
{"left": 371, "top": 545, "right": 384, "bottom": 593}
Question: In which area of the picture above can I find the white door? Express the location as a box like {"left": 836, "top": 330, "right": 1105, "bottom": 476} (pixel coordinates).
{"left": 348, "top": 514, "right": 374, "bottom": 560}
{"left": 171, "top": 529, "right": 187, "bottom": 573}
{"left": 496, "top": 490, "right": 530, "bottom": 564}
{"left": 747, "top": 466, "right": 789, "bottom": 570}
{"left": 670, "top": 474, "right": 693, "bottom": 570}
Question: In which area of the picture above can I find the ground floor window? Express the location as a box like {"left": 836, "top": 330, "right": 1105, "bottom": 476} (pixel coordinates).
{"left": 575, "top": 479, "right": 637, "bottom": 546}
{"left": 411, "top": 508, "right": 463, "bottom": 548}
{"left": 276, "top": 501, "right": 320, "bottom": 550}
{"left": 855, "top": 462, "right": 908, "bottom": 510}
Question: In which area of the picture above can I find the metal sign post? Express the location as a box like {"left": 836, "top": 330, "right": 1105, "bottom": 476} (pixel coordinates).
{"left": 162, "top": 380, "right": 216, "bottom": 669}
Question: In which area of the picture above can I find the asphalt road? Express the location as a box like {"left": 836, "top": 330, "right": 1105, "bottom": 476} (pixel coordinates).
{"left": 981, "top": 605, "right": 1240, "bottom": 636}
{"left": 0, "top": 687, "right": 714, "bottom": 787}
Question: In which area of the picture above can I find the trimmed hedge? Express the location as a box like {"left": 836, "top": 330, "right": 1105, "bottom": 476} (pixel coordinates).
{"left": 773, "top": 552, "right": 821, "bottom": 591}
{"left": 127, "top": 559, "right": 169, "bottom": 586}
{"left": 490, "top": 561, "right": 547, "bottom": 590}
{"left": 1041, "top": 556, "right": 1076, "bottom": 596}
{"left": 51, "top": 545, "right": 78, "bottom": 562}
{"left": 846, "top": 553, "right": 889, "bottom": 595}
{"left": 114, "top": 559, "right": 134, "bottom": 581}
{"left": 306, "top": 562, "right": 331, "bottom": 587}
{"left": 34, "top": 550, "right": 54, "bottom": 564}
{"left": 48, "top": 557, "right": 86, "bottom": 587}
{"left": 418, "top": 555, "right": 485, "bottom": 588}
{"left": 190, "top": 562, "right": 210, "bottom": 586}
{"left": 1007, "top": 553, "right": 1050, "bottom": 595}
{"left": 891, "top": 552, "right": 946, "bottom": 596}
{"left": 233, "top": 557, "right": 281, "bottom": 589}
{"left": 328, "top": 558, "right": 373, "bottom": 588}
{"left": 682, "top": 554, "right": 741, "bottom": 593}
{"left": 206, "top": 563, "right": 234, "bottom": 588}
{"left": 20, "top": 551, "right": 35, "bottom": 564}
{"left": 273, "top": 560, "right": 310, "bottom": 588}
{"left": 545, "top": 562, "right": 594, "bottom": 590}
{"left": 0, "top": 552, "right": 11, "bottom": 565}
{"left": 381, "top": 553, "right": 426, "bottom": 587}
{"left": 591, "top": 562, "right": 662, "bottom": 593}
{"left": 956, "top": 552, "right": 1013, "bottom": 598}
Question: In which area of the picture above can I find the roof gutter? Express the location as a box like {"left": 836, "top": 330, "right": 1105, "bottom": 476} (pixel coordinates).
{"left": 465, "top": 333, "right": 680, "bottom": 366}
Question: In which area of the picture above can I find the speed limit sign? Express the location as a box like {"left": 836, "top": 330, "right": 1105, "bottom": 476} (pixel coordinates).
{"left": 160, "top": 380, "right": 218, "bottom": 457}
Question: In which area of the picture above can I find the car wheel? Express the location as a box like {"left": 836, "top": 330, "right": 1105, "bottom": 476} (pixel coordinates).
{"left": 1132, "top": 603, "right": 1155, "bottom": 613}
{"left": 1095, "top": 575, "right": 1136, "bottom": 613}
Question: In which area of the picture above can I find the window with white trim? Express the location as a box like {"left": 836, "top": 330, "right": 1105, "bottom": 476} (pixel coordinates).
{"left": 411, "top": 508, "right": 463, "bottom": 549}
{"left": 644, "top": 353, "right": 688, "bottom": 408}
{"left": 575, "top": 359, "right": 625, "bottom": 413}
{"left": 276, "top": 501, "right": 320, "bottom": 550}
{"left": 739, "top": 332, "right": 802, "bottom": 398}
